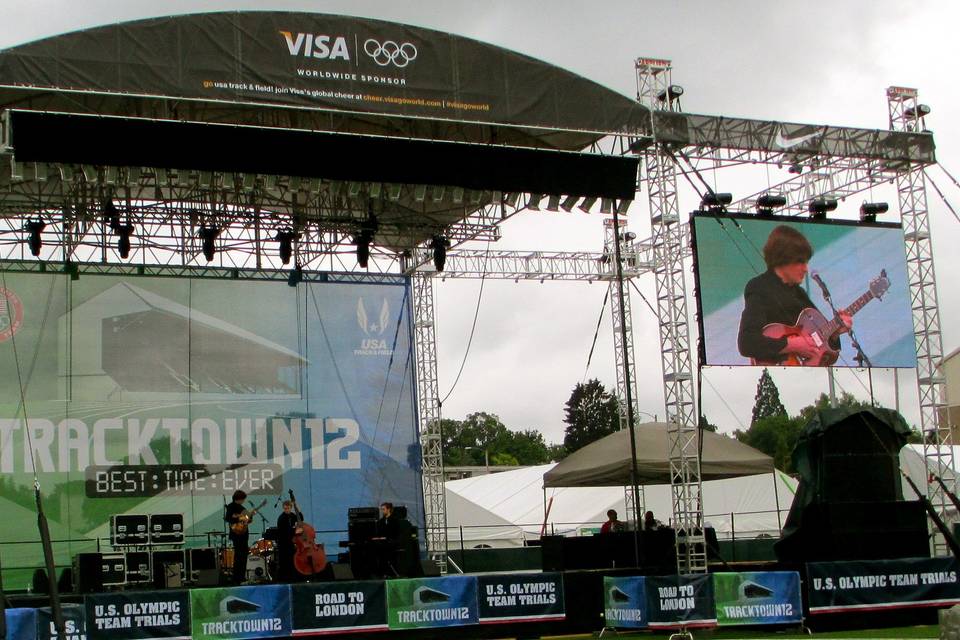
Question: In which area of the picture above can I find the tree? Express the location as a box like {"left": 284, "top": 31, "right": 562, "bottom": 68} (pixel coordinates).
{"left": 563, "top": 379, "right": 620, "bottom": 453}
{"left": 440, "top": 412, "right": 556, "bottom": 466}
{"left": 699, "top": 415, "right": 718, "bottom": 432}
{"left": 751, "top": 368, "right": 787, "bottom": 425}
{"left": 735, "top": 413, "right": 805, "bottom": 472}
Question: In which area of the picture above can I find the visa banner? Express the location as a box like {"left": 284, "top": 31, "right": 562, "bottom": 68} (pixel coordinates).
{"left": 385, "top": 575, "right": 478, "bottom": 629}
{"left": 714, "top": 571, "right": 802, "bottom": 626}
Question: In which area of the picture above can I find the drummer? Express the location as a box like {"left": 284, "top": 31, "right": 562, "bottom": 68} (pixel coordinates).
{"left": 275, "top": 499, "right": 304, "bottom": 582}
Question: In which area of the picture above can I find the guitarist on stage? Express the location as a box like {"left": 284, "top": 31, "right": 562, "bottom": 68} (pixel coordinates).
{"left": 224, "top": 490, "right": 251, "bottom": 584}
{"left": 737, "top": 225, "right": 852, "bottom": 365}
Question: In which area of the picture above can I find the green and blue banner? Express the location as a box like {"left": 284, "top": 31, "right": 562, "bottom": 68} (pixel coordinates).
{"left": 807, "top": 556, "right": 960, "bottom": 614}
{"left": 291, "top": 580, "right": 387, "bottom": 635}
{"left": 477, "top": 572, "right": 564, "bottom": 623}
{"left": 385, "top": 575, "right": 479, "bottom": 629}
{"left": 714, "top": 571, "right": 802, "bottom": 626}
{"left": 603, "top": 576, "right": 647, "bottom": 628}
{"left": 5, "top": 608, "right": 38, "bottom": 640}
{"left": 189, "top": 585, "right": 291, "bottom": 640}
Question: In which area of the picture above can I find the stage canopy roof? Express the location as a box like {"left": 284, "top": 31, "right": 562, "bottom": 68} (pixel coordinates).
{"left": 542, "top": 422, "right": 774, "bottom": 488}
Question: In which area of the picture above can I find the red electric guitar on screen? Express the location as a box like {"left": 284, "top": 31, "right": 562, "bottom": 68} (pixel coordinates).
{"left": 749, "top": 270, "right": 890, "bottom": 367}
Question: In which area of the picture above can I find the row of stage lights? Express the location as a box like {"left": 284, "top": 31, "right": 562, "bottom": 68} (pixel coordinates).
{"left": 21, "top": 200, "right": 452, "bottom": 276}
{"left": 700, "top": 192, "right": 890, "bottom": 223}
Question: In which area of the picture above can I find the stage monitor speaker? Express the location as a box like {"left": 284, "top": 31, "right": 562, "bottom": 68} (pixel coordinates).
{"left": 331, "top": 564, "right": 354, "bottom": 581}
{"left": 57, "top": 568, "right": 73, "bottom": 594}
{"left": 420, "top": 560, "right": 441, "bottom": 577}
{"left": 189, "top": 547, "right": 218, "bottom": 572}
{"left": 194, "top": 569, "right": 220, "bottom": 587}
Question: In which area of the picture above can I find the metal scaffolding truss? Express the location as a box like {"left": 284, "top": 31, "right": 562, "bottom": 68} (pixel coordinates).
{"left": 887, "top": 86, "right": 953, "bottom": 556}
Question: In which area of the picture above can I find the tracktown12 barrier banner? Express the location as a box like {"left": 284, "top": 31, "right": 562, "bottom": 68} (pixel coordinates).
{"left": 291, "top": 581, "right": 388, "bottom": 635}
{"left": 603, "top": 576, "right": 647, "bottom": 629}
{"left": 385, "top": 576, "right": 479, "bottom": 629}
{"left": 807, "top": 556, "right": 960, "bottom": 614}
{"left": 0, "top": 272, "right": 420, "bottom": 587}
{"left": 690, "top": 213, "right": 915, "bottom": 368}
{"left": 84, "top": 590, "right": 191, "bottom": 640}
{"left": 477, "top": 572, "right": 565, "bottom": 623}
{"left": 713, "top": 571, "right": 802, "bottom": 626}
{"left": 189, "top": 582, "right": 291, "bottom": 639}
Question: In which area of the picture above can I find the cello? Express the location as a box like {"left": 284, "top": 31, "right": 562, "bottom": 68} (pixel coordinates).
{"left": 289, "top": 490, "right": 327, "bottom": 576}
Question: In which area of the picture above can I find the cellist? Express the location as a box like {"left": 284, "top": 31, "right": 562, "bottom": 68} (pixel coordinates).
{"left": 276, "top": 499, "right": 304, "bottom": 582}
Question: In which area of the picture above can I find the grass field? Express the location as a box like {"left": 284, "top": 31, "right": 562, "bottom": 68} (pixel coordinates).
{"left": 543, "top": 624, "right": 939, "bottom": 639}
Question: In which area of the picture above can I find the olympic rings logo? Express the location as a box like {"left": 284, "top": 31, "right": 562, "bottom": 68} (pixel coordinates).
{"left": 363, "top": 38, "right": 418, "bottom": 68}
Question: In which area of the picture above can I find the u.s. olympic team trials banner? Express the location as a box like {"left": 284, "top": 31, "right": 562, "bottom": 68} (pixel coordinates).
{"left": 0, "top": 272, "right": 421, "bottom": 588}
{"left": 36, "top": 605, "right": 86, "bottom": 640}
{"left": 85, "top": 590, "right": 191, "bottom": 640}
{"left": 713, "top": 572, "right": 802, "bottom": 626}
{"left": 477, "top": 573, "right": 565, "bottom": 623}
{"left": 291, "top": 581, "right": 388, "bottom": 635}
{"left": 385, "top": 576, "right": 479, "bottom": 630}
{"left": 807, "top": 556, "right": 960, "bottom": 614}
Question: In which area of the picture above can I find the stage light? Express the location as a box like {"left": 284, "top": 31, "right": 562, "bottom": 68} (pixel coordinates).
{"left": 354, "top": 211, "right": 378, "bottom": 269}
{"left": 26, "top": 219, "right": 45, "bottom": 257}
{"left": 808, "top": 197, "right": 838, "bottom": 219}
{"left": 503, "top": 192, "right": 520, "bottom": 208}
{"left": 616, "top": 199, "right": 631, "bottom": 215}
{"left": 430, "top": 235, "right": 449, "bottom": 272}
{"left": 275, "top": 230, "right": 299, "bottom": 265}
{"left": 700, "top": 192, "right": 733, "bottom": 211}
{"left": 287, "top": 265, "right": 303, "bottom": 288}
{"left": 560, "top": 195, "right": 580, "bottom": 212}
{"left": 599, "top": 198, "right": 614, "bottom": 214}
{"left": 905, "top": 104, "right": 932, "bottom": 119}
{"left": 414, "top": 185, "right": 427, "bottom": 202}
{"left": 198, "top": 226, "right": 220, "bottom": 262}
{"left": 756, "top": 193, "right": 787, "bottom": 216}
{"left": 115, "top": 224, "right": 134, "bottom": 259}
{"left": 860, "top": 201, "right": 889, "bottom": 223}
{"left": 527, "top": 194, "right": 543, "bottom": 210}
{"left": 787, "top": 162, "right": 803, "bottom": 174}
{"left": 657, "top": 84, "right": 684, "bottom": 103}
{"left": 546, "top": 195, "right": 562, "bottom": 212}
{"left": 103, "top": 199, "right": 121, "bottom": 231}
{"left": 578, "top": 196, "right": 597, "bottom": 213}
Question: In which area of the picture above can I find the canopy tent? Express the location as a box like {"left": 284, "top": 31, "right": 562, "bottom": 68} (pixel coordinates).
{"left": 543, "top": 422, "right": 774, "bottom": 488}
{"left": 443, "top": 488, "right": 526, "bottom": 549}
{"left": 446, "top": 465, "right": 797, "bottom": 541}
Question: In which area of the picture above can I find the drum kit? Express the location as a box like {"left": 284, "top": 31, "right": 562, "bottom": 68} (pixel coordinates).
{"left": 206, "top": 529, "right": 278, "bottom": 583}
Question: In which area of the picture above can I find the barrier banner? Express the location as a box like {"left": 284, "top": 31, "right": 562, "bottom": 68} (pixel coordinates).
{"left": 477, "top": 572, "right": 564, "bottom": 623}
{"left": 291, "top": 581, "right": 387, "bottom": 635}
{"left": 644, "top": 574, "right": 716, "bottom": 629}
{"left": 714, "top": 571, "right": 802, "bottom": 626}
{"left": 84, "top": 590, "right": 191, "bottom": 640}
{"left": 37, "top": 604, "right": 86, "bottom": 640}
{"left": 189, "top": 585, "right": 291, "bottom": 640}
{"left": 603, "top": 576, "right": 647, "bottom": 629}
{"left": 385, "top": 575, "right": 478, "bottom": 629}
{"left": 5, "top": 608, "right": 38, "bottom": 640}
{"left": 807, "top": 556, "right": 960, "bottom": 614}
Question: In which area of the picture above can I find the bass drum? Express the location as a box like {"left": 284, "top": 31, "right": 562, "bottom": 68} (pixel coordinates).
{"left": 246, "top": 555, "right": 270, "bottom": 583}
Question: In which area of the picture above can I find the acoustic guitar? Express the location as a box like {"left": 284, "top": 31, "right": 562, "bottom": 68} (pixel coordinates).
{"left": 750, "top": 270, "right": 890, "bottom": 367}
{"left": 230, "top": 499, "right": 267, "bottom": 535}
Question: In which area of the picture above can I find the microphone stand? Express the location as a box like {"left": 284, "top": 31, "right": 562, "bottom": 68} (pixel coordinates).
{"left": 814, "top": 273, "right": 873, "bottom": 371}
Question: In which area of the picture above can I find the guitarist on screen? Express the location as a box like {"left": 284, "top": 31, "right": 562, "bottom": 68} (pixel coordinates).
{"left": 737, "top": 225, "right": 853, "bottom": 366}
{"left": 224, "top": 490, "right": 251, "bottom": 584}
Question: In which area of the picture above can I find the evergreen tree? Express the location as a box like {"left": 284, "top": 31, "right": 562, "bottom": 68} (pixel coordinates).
{"left": 751, "top": 368, "right": 787, "bottom": 425}
{"left": 562, "top": 379, "right": 620, "bottom": 453}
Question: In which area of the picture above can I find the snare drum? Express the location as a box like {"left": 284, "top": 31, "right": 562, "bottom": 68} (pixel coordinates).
{"left": 219, "top": 547, "right": 235, "bottom": 569}
{"left": 250, "top": 538, "right": 275, "bottom": 557}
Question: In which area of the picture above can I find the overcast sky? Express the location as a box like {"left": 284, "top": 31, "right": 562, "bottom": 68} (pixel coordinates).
{"left": 1, "top": 1, "right": 958, "bottom": 444}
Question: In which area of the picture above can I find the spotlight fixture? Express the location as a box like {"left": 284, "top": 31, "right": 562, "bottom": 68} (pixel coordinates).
{"left": 287, "top": 265, "right": 303, "bottom": 288}
{"left": 354, "top": 207, "right": 379, "bottom": 269}
{"left": 546, "top": 195, "right": 562, "bottom": 212}
{"left": 787, "top": 162, "right": 803, "bottom": 174}
{"left": 430, "top": 235, "right": 450, "bottom": 272}
{"left": 559, "top": 195, "right": 580, "bottom": 212}
{"left": 808, "top": 197, "right": 838, "bottom": 219}
{"left": 756, "top": 194, "right": 787, "bottom": 216}
{"left": 904, "top": 104, "right": 932, "bottom": 119}
{"left": 527, "top": 194, "right": 544, "bottom": 210}
{"left": 26, "top": 219, "right": 45, "bottom": 257}
{"left": 198, "top": 226, "right": 220, "bottom": 262}
{"left": 599, "top": 198, "right": 614, "bottom": 214}
{"left": 103, "top": 199, "right": 121, "bottom": 231}
{"left": 700, "top": 192, "right": 733, "bottom": 211}
{"left": 274, "top": 229, "right": 300, "bottom": 265}
{"left": 657, "top": 84, "right": 684, "bottom": 103}
{"left": 115, "top": 224, "right": 134, "bottom": 259}
{"left": 860, "top": 201, "right": 889, "bottom": 223}
{"left": 578, "top": 196, "right": 598, "bottom": 213}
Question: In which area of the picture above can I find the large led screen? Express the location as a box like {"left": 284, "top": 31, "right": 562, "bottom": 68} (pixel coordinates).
{"left": 691, "top": 213, "right": 916, "bottom": 368}
{"left": 0, "top": 271, "right": 421, "bottom": 585}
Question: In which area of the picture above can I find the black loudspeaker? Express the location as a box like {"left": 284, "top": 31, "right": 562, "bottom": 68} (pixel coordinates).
{"left": 819, "top": 417, "right": 904, "bottom": 503}
{"left": 189, "top": 548, "right": 218, "bottom": 572}
{"left": 194, "top": 569, "right": 220, "bottom": 587}
{"left": 420, "top": 559, "right": 441, "bottom": 577}
{"left": 74, "top": 554, "right": 103, "bottom": 594}
{"left": 331, "top": 564, "right": 354, "bottom": 580}
{"left": 57, "top": 568, "right": 74, "bottom": 594}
